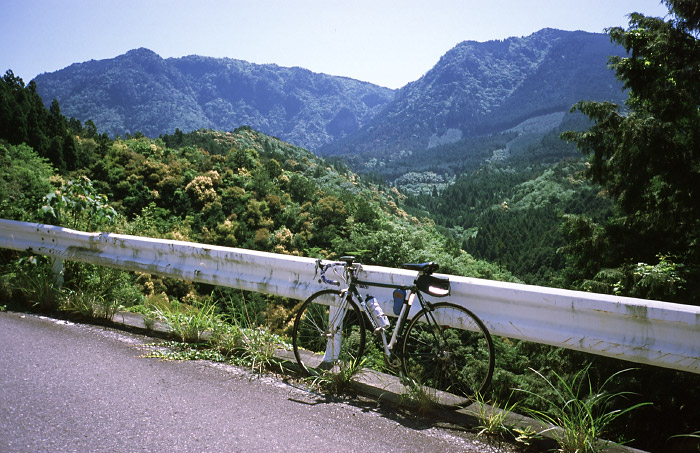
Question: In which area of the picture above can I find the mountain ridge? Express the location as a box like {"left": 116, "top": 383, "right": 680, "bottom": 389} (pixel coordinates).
{"left": 319, "top": 29, "right": 626, "bottom": 159}
{"left": 34, "top": 48, "right": 395, "bottom": 150}
{"left": 33, "top": 28, "right": 626, "bottom": 166}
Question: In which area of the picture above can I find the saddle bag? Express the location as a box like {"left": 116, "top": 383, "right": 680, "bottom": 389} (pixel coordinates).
{"left": 416, "top": 274, "right": 451, "bottom": 297}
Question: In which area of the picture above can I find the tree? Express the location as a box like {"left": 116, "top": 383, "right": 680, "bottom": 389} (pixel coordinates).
{"left": 0, "top": 143, "right": 54, "bottom": 221}
{"left": 0, "top": 71, "right": 78, "bottom": 172}
{"left": 561, "top": 0, "right": 700, "bottom": 302}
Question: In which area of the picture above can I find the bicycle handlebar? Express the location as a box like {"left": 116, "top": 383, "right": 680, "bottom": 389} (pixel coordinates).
{"left": 315, "top": 260, "right": 344, "bottom": 286}
{"left": 320, "top": 263, "right": 341, "bottom": 286}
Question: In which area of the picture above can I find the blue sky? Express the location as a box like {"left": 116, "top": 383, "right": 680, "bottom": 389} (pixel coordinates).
{"left": 1, "top": 0, "right": 670, "bottom": 89}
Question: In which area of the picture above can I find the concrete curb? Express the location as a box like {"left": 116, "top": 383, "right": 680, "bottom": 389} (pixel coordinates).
{"left": 109, "top": 310, "right": 648, "bottom": 453}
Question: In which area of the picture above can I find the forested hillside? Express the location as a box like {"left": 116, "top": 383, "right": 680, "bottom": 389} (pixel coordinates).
{"left": 320, "top": 29, "right": 626, "bottom": 164}
{"left": 402, "top": 114, "right": 615, "bottom": 288}
{"left": 33, "top": 29, "right": 624, "bottom": 180}
{"left": 33, "top": 48, "right": 395, "bottom": 150}
{"left": 1, "top": 69, "right": 515, "bottom": 280}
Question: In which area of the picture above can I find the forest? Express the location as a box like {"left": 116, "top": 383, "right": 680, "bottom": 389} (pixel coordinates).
{"left": 2, "top": 1, "right": 700, "bottom": 450}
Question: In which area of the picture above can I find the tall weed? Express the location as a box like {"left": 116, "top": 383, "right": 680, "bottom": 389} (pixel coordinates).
{"left": 474, "top": 392, "right": 520, "bottom": 439}
{"left": 237, "top": 326, "right": 289, "bottom": 373}
{"left": 60, "top": 288, "right": 121, "bottom": 320}
{"left": 219, "top": 291, "right": 290, "bottom": 373}
{"left": 304, "top": 356, "right": 365, "bottom": 395}
{"left": 518, "top": 366, "right": 650, "bottom": 453}
{"left": 13, "top": 255, "right": 60, "bottom": 312}
{"left": 153, "top": 299, "right": 219, "bottom": 343}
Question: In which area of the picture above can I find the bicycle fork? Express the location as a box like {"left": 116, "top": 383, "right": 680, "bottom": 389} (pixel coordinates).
{"left": 323, "top": 298, "right": 348, "bottom": 362}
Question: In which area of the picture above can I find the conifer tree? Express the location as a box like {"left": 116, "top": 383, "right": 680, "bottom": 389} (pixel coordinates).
{"left": 562, "top": 0, "right": 700, "bottom": 302}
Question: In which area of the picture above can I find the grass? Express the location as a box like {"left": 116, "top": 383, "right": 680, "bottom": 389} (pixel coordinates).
{"left": 144, "top": 294, "right": 292, "bottom": 374}
{"left": 400, "top": 376, "right": 439, "bottom": 414}
{"left": 517, "top": 366, "right": 651, "bottom": 453}
{"left": 143, "top": 321, "right": 291, "bottom": 375}
{"left": 152, "top": 299, "right": 219, "bottom": 343}
{"left": 668, "top": 431, "right": 700, "bottom": 451}
{"left": 473, "top": 391, "right": 546, "bottom": 450}
{"left": 304, "top": 356, "right": 366, "bottom": 395}
{"left": 14, "top": 256, "right": 60, "bottom": 312}
{"left": 125, "top": 304, "right": 158, "bottom": 330}
{"left": 236, "top": 326, "right": 290, "bottom": 373}
{"left": 144, "top": 340, "right": 228, "bottom": 362}
{"left": 474, "top": 391, "right": 519, "bottom": 439}
{"left": 59, "top": 288, "right": 122, "bottom": 320}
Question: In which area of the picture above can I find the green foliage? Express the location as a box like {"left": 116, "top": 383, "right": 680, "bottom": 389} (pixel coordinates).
{"left": 561, "top": 4, "right": 700, "bottom": 302}
{"left": 474, "top": 391, "right": 520, "bottom": 440}
{"left": 0, "top": 143, "right": 54, "bottom": 221}
{"left": 631, "top": 255, "right": 686, "bottom": 299}
{"left": 144, "top": 341, "right": 227, "bottom": 362}
{"left": 209, "top": 291, "right": 292, "bottom": 374}
{"left": 304, "top": 356, "right": 366, "bottom": 395}
{"left": 400, "top": 376, "right": 440, "bottom": 415}
{"left": 145, "top": 293, "right": 291, "bottom": 374}
{"left": 152, "top": 299, "right": 220, "bottom": 343}
{"left": 408, "top": 156, "right": 612, "bottom": 287}
{"left": 517, "top": 367, "right": 651, "bottom": 453}
{"left": 580, "top": 254, "right": 686, "bottom": 301}
{"left": 59, "top": 288, "right": 122, "bottom": 320}
{"left": 232, "top": 326, "right": 290, "bottom": 374}
{"left": 41, "top": 176, "right": 119, "bottom": 231}
{"left": 11, "top": 254, "right": 61, "bottom": 312}
{"left": 65, "top": 264, "right": 143, "bottom": 311}
{"left": 0, "top": 71, "right": 78, "bottom": 171}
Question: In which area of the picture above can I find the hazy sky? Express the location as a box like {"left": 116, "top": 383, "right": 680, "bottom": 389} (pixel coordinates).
{"left": 2, "top": 0, "right": 669, "bottom": 89}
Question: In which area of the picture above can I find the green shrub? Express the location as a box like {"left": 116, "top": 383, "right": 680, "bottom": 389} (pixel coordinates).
{"left": 152, "top": 299, "right": 219, "bottom": 343}
{"left": 13, "top": 254, "right": 60, "bottom": 312}
{"left": 59, "top": 288, "right": 121, "bottom": 320}
{"left": 518, "top": 366, "right": 651, "bottom": 453}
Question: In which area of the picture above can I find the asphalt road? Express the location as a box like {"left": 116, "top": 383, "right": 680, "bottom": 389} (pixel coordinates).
{"left": 0, "top": 311, "right": 505, "bottom": 452}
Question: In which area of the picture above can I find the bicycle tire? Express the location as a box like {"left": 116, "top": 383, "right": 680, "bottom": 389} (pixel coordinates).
{"left": 401, "top": 302, "right": 494, "bottom": 408}
{"left": 292, "top": 289, "right": 366, "bottom": 376}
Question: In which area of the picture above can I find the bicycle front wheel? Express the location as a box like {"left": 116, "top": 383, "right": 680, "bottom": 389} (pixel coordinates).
{"left": 292, "top": 289, "right": 366, "bottom": 375}
{"left": 402, "top": 302, "right": 494, "bottom": 408}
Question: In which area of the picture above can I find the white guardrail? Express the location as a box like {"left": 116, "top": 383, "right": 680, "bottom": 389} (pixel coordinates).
{"left": 1, "top": 218, "right": 699, "bottom": 374}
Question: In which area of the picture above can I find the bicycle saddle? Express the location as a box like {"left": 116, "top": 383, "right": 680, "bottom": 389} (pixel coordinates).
{"left": 402, "top": 262, "right": 439, "bottom": 274}
{"left": 338, "top": 256, "right": 356, "bottom": 264}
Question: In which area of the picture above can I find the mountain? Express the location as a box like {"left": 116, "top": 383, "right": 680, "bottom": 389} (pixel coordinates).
{"left": 320, "top": 29, "right": 626, "bottom": 161}
{"left": 33, "top": 48, "right": 395, "bottom": 150}
{"left": 33, "top": 29, "right": 626, "bottom": 166}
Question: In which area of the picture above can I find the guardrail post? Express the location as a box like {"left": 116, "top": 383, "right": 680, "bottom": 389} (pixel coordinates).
{"left": 323, "top": 305, "right": 346, "bottom": 361}
{"left": 50, "top": 257, "right": 64, "bottom": 288}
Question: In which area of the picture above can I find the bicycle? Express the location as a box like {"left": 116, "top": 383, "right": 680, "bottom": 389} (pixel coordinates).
{"left": 292, "top": 256, "right": 494, "bottom": 407}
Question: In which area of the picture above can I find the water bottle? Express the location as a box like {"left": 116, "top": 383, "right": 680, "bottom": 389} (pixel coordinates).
{"left": 365, "top": 295, "right": 389, "bottom": 331}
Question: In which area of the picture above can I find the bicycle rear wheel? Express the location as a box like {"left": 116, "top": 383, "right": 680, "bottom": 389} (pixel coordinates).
{"left": 292, "top": 289, "right": 366, "bottom": 375}
{"left": 401, "top": 302, "right": 494, "bottom": 408}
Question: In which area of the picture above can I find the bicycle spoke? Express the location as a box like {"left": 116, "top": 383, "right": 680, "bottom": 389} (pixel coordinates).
{"left": 402, "top": 302, "right": 494, "bottom": 407}
{"left": 293, "top": 289, "right": 365, "bottom": 375}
